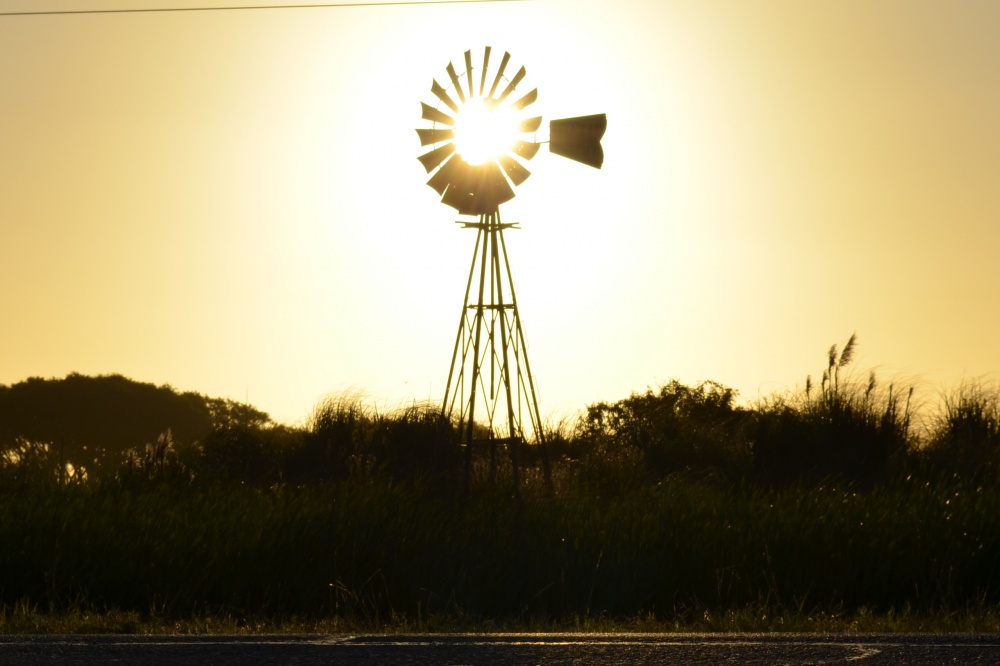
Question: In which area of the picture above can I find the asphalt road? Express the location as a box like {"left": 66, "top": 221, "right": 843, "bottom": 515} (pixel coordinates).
{"left": 2, "top": 633, "right": 1000, "bottom": 664}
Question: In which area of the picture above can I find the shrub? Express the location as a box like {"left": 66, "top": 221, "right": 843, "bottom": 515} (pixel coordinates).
{"left": 925, "top": 381, "right": 1000, "bottom": 481}
{"left": 283, "top": 397, "right": 461, "bottom": 485}
{"left": 194, "top": 424, "right": 297, "bottom": 486}
{"left": 283, "top": 396, "right": 375, "bottom": 483}
{"left": 368, "top": 403, "right": 461, "bottom": 484}
{"left": 574, "top": 379, "right": 751, "bottom": 490}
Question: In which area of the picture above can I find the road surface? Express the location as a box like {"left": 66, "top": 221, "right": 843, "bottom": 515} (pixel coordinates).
{"left": 3, "top": 632, "right": 1000, "bottom": 664}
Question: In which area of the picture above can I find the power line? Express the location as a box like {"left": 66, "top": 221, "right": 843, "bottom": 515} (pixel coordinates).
{"left": 0, "top": 0, "right": 528, "bottom": 17}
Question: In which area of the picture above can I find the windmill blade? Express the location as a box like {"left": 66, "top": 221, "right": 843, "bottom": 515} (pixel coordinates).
{"left": 416, "top": 127, "right": 455, "bottom": 146}
{"left": 417, "top": 141, "right": 456, "bottom": 173}
{"left": 512, "top": 140, "right": 540, "bottom": 161}
{"left": 464, "top": 50, "right": 474, "bottom": 100}
{"left": 488, "top": 51, "right": 511, "bottom": 99}
{"left": 496, "top": 66, "right": 526, "bottom": 103}
{"left": 479, "top": 46, "right": 491, "bottom": 97}
{"left": 441, "top": 184, "right": 472, "bottom": 214}
{"left": 421, "top": 102, "right": 454, "bottom": 126}
{"left": 549, "top": 114, "right": 607, "bottom": 169}
{"left": 497, "top": 154, "right": 531, "bottom": 186}
{"left": 427, "top": 153, "right": 463, "bottom": 195}
{"left": 439, "top": 159, "right": 474, "bottom": 212}
{"left": 446, "top": 62, "right": 466, "bottom": 104}
{"left": 518, "top": 116, "right": 542, "bottom": 133}
{"left": 511, "top": 88, "right": 537, "bottom": 111}
{"left": 431, "top": 79, "right": 459, "bottom": 113}
{"left": 474, "top": 161, "right": 516, "bottom": 211}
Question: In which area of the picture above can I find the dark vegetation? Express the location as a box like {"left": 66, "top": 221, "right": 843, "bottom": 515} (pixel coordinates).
{"left": 4, "top": 336, "right": 1000, "bottom": 631}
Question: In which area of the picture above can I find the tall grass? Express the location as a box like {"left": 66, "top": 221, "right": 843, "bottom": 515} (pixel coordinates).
{"left": 2, "top": 474, "right": 999, "bottom": 623}
{"left": 752, "top": 334, "right": 915, "bottom": 487}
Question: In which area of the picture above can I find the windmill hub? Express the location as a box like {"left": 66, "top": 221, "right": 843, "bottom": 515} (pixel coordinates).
{"left": 453, "top": 99, "right": 518, "bottom": 166}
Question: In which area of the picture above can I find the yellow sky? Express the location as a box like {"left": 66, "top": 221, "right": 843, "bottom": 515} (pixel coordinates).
{"left": 2, "top": 0, "right": 999, "bottom": 425}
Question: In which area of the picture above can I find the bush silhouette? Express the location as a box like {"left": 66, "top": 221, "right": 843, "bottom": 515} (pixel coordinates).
{"left": 575, "top": 379, "right": 751, "bottom": 490}
{"left": 275, "top": 397, "right": 460, "bottom": 485}
{"left": 924, "top": 381, "right": 1000, "bottom": 481}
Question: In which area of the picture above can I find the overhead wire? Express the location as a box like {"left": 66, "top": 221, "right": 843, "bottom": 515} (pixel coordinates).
{"left": 0, "top": 0, "right": 529, "bottom": 17}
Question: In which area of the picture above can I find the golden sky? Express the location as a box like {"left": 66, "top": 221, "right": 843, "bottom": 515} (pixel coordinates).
{"left": 2, "top": 0, "right": 999, "bottom": 424}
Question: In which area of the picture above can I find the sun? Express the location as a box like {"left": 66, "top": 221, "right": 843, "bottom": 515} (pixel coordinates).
{"left": 452, "top": 98, "right": 518, "bottom": 166}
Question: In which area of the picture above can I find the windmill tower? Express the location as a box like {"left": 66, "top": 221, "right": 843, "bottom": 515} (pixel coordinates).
{"left": 416, "top": 47, "right": 606, "bottom": 487}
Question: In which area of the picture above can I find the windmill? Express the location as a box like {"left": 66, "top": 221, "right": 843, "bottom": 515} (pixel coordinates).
{"left": 416, "top": 47, "right": 605, "bottom": 487}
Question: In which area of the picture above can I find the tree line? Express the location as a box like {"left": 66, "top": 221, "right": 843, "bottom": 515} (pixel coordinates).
{"left": 3, "top": 335, "right": 1000, "bottom": 491}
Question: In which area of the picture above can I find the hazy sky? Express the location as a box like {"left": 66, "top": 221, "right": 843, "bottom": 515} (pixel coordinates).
{"left": 2, "top": 0, "right": 999, "bottom": 425}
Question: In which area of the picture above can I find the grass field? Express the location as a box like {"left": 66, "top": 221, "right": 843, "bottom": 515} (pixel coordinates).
{"left": 3, "top": 339, "right": 1000, "bottom": 632}
{"left": 2, "top": 475, "right": 1000, "bottom": 633}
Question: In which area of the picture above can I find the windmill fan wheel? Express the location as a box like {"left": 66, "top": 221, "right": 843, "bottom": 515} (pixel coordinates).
{"left": 416, "top": 47, "right": 541, "bottom": 216}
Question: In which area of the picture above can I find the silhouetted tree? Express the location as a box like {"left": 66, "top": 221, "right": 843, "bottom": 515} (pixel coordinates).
{"left": 0, "top": 374, "right": 216, "bottom": 474}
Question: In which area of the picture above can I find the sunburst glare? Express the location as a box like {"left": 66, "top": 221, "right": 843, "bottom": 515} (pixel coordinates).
{"left": 452, "top": 98, "right": 518, "bottom": 166}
